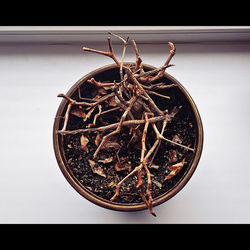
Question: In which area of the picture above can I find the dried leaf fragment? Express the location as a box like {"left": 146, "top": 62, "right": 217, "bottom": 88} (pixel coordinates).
{"left": 88, "top": 159, "right": 106, "bottom": 178}
{"left": 102, "top": 139, "right": 120, "bottom": 152}
{"left": 164, "top": 158, "right": 186, "bottom": 181}
{"left": 80, "top": 134, "right": 89, "bottom": 152}
{"left": 168, "top": 149, "right": 178, "bottom": 164}
{"left": 114, "top": 157, "right": 132, "bottom": 172}
{"left": 108, "top": 180, "right": 116, "bottom": 187}
{"left": 152, "top": 179, "right": 162, "bottom": 189}
{"left": 88, "top": 159, "right": 96, "bottom": 168}
{"left": 172, "top": 134, "right": 182, "bottom": 144}
{"left": 84, "top": 106, "right": 96, "bottom": 122}
{"left": 70, "top": 106, "right": 86, "bottom": 119}
{"left": 98, "top": 157, "right": 114, "bottom": 164}
{"left": 149, "top": 163, "right": 159, "bottom": 170}
{"left": 95, "top": 133, "right": 103, "bottom": 146}
{"left": 108, "top": 96, "right": 117, "bottom": 107}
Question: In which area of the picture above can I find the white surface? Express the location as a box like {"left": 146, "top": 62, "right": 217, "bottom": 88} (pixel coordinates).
{"left": 0, "top": 40, "right": 250, "bottom": 224}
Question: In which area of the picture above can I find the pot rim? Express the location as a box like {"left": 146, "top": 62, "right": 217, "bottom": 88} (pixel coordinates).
{"left": 53, "top": 63, "right": 203, "bottom": 212}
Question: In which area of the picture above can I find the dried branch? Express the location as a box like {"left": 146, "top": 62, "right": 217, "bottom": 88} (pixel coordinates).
{"left": 108, "top": 31, "right": 127, "bottom": 44}
{"left": 83, "top": 37, "right": 120, "bottom": 67}
{"left": 61, "top": 102, "right": 72, "bottom": 131}
{"left": 139, "top": 42, "right": 176, "bottom": 83}
{"left": 57, "top": 114, "right": 170, "bottom": 135}
{"left": 110, "top": 104, "right": 180, "bottom": 216}
{"left": 134, "top": 64, "right": 174, "bottom": 80}
{"left": 152, "top": 122, "right": 194, "bottom": 152}
{"left": 108, "top": 32, "right": 130, "bottom": 81}
{"left": 58, "top": 92, "right": 115, "bottom": 108}
{"left": 87, "top": 78, "right": 114, "bottom": 90}
{"left": 140, "top": 82, "right": 177, "bottom": 91}
{"left": 88, "top": 104, "right": 102, "bottom": 128}
{"left": 131, "top": 39, "right": 142, "bottom": 71}
{"left": 110, "top": 119, "right": 164, "bottom": 207}
{"left": 97, "top": 106, "right": 121, "bottom": 116}
{"left": 140, "top": 112, "right": 156, "bottom": 216}
{"left": 140, "top": 112, "right": 152, "bottom": 163}
{"left": 57, "top": 33, "right": 194, "bottom": 216}
{"left": 145, "top": 90, "right": 170, "bottom": 99}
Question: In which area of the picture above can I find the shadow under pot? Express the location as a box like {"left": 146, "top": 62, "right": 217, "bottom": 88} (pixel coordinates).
{"left": 53, "top": 63, "right": 203, "bottom": 216}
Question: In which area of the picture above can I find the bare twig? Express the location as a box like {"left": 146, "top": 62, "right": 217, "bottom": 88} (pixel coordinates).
{"left": 58, "top": 92, "right": 115, "bottom": 108}
{"left": 57, "top": 34, "right": 193, "bottom": 217}
{"left": 146, "top": 90, "right": 170, "bottom": 99}
{"left": 61, "top": 102, "right": 72, "bottom": 131}
{"left": 87, "top": 78, "right": 114, "bottom": 90}
{"left": 140, "top": 82, "right": 177, "bottom": 90}
{"left": 138, "top": 42, "right": 176, "bottom": 83}
{"left": 131, "top": 40, "right": 142, "bottom": 72}
{"left": 109, "top": 32, "right": 129, "bottom": 81}
{"left": 108, "top": 31, "right": 127, "bottom": 44}
{"left": 98, "top": 106, "right": 121, "bottom": 116}
{"left": 88, "top": 104, "right": 102, "bottom": 128}
{"left": 83, "top": 37, "right": 120, "bottom": 67}
{"left": 134, "top": 64, "right": 174, "bottom": 80}
{"left": 110, "top": 117, "right": 165, "bottom": 210}
{"left": 140, "top": 112, "right": 156, "bottom": 216}
{"left": 153, "top": 124, "right": 194, "bottom": 152}
{"left": 57, "top": 113, "right": 170, "bottom": 135}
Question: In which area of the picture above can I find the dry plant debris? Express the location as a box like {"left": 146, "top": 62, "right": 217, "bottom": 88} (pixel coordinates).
{"left": 56, "top": 32, "right": 196, "bottom": 216}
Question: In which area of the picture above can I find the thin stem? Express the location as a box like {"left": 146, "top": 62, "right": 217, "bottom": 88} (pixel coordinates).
{"left": 148, "top": 120, "right": 168, "bottom": 168}
{"left": 140, "top": 82, "right": 177, "bottom": 90}
{"left": 57, "top": 114, "right": 169, "bottom": 135}
{"left": 142, "top": 163, "right": 156, "bottom": 216}
{"left": 98, "top": 106, "right": 121, "bottom": 116}
{"left": 87, "top": 78, "right": 114, "bottom": 89}
{"left": 110, "top": 164, "right": 143, "bottom": 202}
{"left": 61, "top": 103, "right": 72, "bottom": 131}
{"left": 58, "top": 92, "right": 115, "bottom": 108}
{"left": 160, "top": 136, "right": 194, "bottom": 152}
{"left": 146, "top": 90, "right": 170, "bottom": 99}
{"left": 134, "top": 64, "right": 173, "bottom": 79}
{"left": 153, "top": 123, "right": 194, "bottom": 151}
{"left": 83, "top": 37, "right": 120, "bottom": 67}
{"left": 131, "top": 39, "right": 142, "bottom": 71}
{"left": 138, "top": 42, "right": 176, "bottom": 83}
{"left": 140, "top": 112, "right": 156, "bottom": 216}
{"left": 140, "top": 113, "right": 149, "bottom": 161}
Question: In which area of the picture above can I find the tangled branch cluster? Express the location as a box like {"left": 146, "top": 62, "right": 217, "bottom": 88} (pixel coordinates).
{"left": 57, "top": 32, "right": 194, "bottom": 216}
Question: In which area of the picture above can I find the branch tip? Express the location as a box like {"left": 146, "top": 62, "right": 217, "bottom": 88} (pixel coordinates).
{"left": 168, "top": 42, "right": 176, "bottom": 53}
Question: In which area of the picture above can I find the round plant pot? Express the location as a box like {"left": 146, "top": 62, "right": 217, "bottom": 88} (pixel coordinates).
{"left": 53, "top": 63, "right": 203, "bottom": 213}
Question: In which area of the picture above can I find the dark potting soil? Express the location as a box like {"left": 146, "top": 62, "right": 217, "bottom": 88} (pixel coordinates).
{"left": 60, "top": 67, "right": 197, "bottom": 204}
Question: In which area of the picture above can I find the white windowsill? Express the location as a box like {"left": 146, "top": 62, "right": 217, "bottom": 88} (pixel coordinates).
{"left": 0, "top": 26, "right": 250, "bottom": 44}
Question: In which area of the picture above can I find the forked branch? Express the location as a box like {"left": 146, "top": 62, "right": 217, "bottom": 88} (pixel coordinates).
{"left": 57, "top": 33, "right": 194, "bottom": 216}
{"left": 83, "top": 37, "right": 120, "bottom": 67}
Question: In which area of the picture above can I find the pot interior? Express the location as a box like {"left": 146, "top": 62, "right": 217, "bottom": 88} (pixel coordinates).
{"left": 53, "top": 63, "right": 203, "bottom": 211}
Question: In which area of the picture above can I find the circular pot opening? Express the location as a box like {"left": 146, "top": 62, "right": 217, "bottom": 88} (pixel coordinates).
{"left": 53, "top": 63, "right": 203, "bottom": 215}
